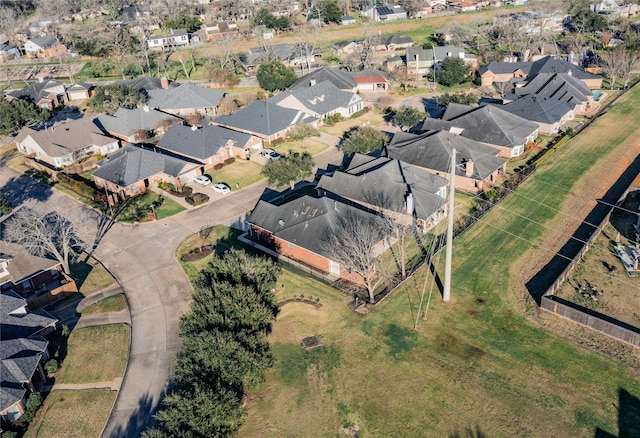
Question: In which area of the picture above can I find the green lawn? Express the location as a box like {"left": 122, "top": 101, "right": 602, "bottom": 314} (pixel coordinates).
{"left": 207, "top": 161, "right": 265, "bottom": 191}
{"left": 70, "top": 254, "right": 115, "bottom": 297}
{"left": 80, "top": 294, "right": 127, "bottom": 315}
{"left": 118, "top": 191, "right": 186, "bottom": 222}
{"left": 234, "top": 86, "right": 640, "bottom": 436}
{"left": 272, "top": 138, "right": 329, "bottom": 156}
{"left": 24, "top": 390, "right": 116, "bottom": 438}
{"left": 57, "top": 324, "right": 129, "bottom": 384}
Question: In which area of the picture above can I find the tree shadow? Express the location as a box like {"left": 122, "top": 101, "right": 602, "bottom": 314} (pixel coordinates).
{"left": 449, "top": 425, "right": 487, "bottom": 438}
{"left": 1, "top": 173, "right": 54, "bottom": 206}
{"left": 420, "top": 97, "right": 445, "bottom": 118}
{"left": 104, "top": 391, "right": 159, "bottom": 438}
{"left": 595, "top": 388, "right": 640, "bottom": 438}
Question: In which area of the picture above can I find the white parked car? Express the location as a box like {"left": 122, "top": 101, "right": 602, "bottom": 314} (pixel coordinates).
{"left": 194, "top": 175, "right": 211, "bottom": 185}
{"left": 211, "top": 183, "right": 231, "bottom": 195}
{"left": 260, "top": 148, "right": 281, "bottom": 160}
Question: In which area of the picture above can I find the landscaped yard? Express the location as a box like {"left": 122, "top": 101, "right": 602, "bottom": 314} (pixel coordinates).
{"left": 319, "top": 111, "right": 385, "bottom": 137}
{"left": 233, "top": 86, "right": 640, "bottom": 436}
{"left": 207, "top": 161, "right": 265, "bottom": 192}
{"left": 118, "top": 191, "right": 185, "bottom": 222}
{"left": 70, "top": 253, "right": 115, "bottom": 297}
{"left": 271, "top": 137, "right": 329, "bottom": 156}
{"left": 80, "top": 294, "right": 127, "bottom": 316}
{"left": 24, "top": 390, "right": 116, "bottom": 438}
{"left": 56, "top": 324, "right": 129, "bottom": 384}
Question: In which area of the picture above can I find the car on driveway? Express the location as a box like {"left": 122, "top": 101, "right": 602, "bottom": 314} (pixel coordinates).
{"left": 211, "top": 183, "right": 231, "bottom": 195}
{"left": 260, "top": 148, "right": 281, "bottom": 160}
{"left": 194, "top": 175, "right": 212, "bottom": 185}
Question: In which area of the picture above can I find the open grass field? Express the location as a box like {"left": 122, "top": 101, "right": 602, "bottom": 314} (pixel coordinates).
{"left": 232, "top": 87, "right": 640, "bottom": 436}
{"left": 56, "top": 324, "right": 129, "bottom": 384}
{"left": 207, "top": 161, "right": 265, "bottom": 192}
{"left": 24, "top": 390, "right": 115, "bottom": 438}
{"left": 80, "top": 294, "right": 127, "bottom": 316}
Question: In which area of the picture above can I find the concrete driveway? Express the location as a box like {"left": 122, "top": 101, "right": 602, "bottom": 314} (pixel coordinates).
{"left": 1, "top": 141, "right": 346, "bottom": 437}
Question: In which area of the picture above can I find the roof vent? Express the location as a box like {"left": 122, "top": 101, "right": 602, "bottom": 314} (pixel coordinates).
{"left": 278, "top": 219, "right": 285, "bottom": 227}
{"left": 143, "top": 105, "right": 150, "bottom": 112}
{"left": 191, "top": 125, "right": 198, "bottom": 131}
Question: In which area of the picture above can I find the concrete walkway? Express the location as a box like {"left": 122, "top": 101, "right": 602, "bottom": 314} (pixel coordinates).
{"left": 49, "top": 378, "right": 123, "bottom": 392}
{"left": 74, "top": 310, "right": 131, "bottom": 330}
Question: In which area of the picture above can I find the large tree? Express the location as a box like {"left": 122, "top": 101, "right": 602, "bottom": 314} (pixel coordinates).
{"left": 321, "top": 211, "right": 388, "bottom": 303}
{"left": 256, "top": 61, "right": 297, "bottom": 92}
{"left": 0, "top": 99, "right": 50, "bottom": 135}
{"left": 308, "top": 0, "right": 342, "bottom": 24}
{"left": 341, "top": 126, "right": 388, "bottom": 155}
{"left": 436, "top": 56, "right": 469, "bottom": 87}
{"left": 88, "top": 84, "right": 145, "bottom": 113}
{"left": 4, "top": 209, "right": 85, "bottom": 274}
{"left": 261, "top": 151, "right": 314, "bottom": 190}
{"left": 392, "top": 106, "right": 426, "bottom": 131}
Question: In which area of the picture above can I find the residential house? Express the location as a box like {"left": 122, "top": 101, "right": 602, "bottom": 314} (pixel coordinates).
{"left": 385, "top": 129, "right": 508, "bottom": 193}
{"left": 65, "top": 82, "right": 93, "bottom": 101}
{"left": 146, "top": 29, "right": 189, "bottom": 51}
{"left": 413, "top": 103, "right": 539, "bottom": 157}
{"left": 350, "top": 69, "right": 391, "bottom": 92}
{"left": 413, "top": 2, "right": 433, "bottom": 17}
{"left": 112, "top": 5, "right": 160, "bottom": 34}
{"left": 361, "top": 5, "right": 408, "bottom": 22}
{"left": 341, "top": 16, "right": 356, "bottom": 25}
{"left": 290, "top": 67, "right": 357, "bottom": 92}
{"left": 427, "top": 0, "right": 448, "bottom": 12}
{"left": 241, "top": 43, "right": 320, "bottom": 72}
{"left": 204, "top": 21, "right": 239, "bottom": 40}
{"left": 332, "top": 40, "right": 363, "bottom": 56}
{"left": 0, "top": 241, "right": 77, "bottom": 302}
{"left": 6, "top": 79, "right": 67, "bottom": 110}
{"left": 156, "top": 124, "right": 261, "bottom": 171}
{"left": 146, "top": 83, "right": 225, "bottom": 118}
{"left": 1, "top": 290, "right": 57, "bottom": 425}
{"left": 92, "top": 144, "right": 201, "bottom": 198}
{"left": 15, "top": 117, "right": 120, "bottom": 168}
{"left": 406, "top": 45, "right": 465, "bottom": 76}
{"left": 448, "top": 0, "right": 478, "bottom": 12}
{"left": 500, "top": 95, "right": 574, "bottom": 135}
{"left": 270, "top": 80, "right": 364, "bottom": 119}
{"left": 317, "top": 154, "right": 448, "bottom": 232}
{"left": 212, "top": 100, "right": 316, "bottom": 143}
{"left": 373, "top": 34, "right": 414, "bottom": 52}
{"left": 23, "top": 35, "right": 66, "bottom": 58}
{"left": 121, "top": 77, "right": 177, "bottom": 92}
{"left": 0, "top": 42, "right": 20, "bottom": 62}
{"left": 95, "top": 106, "right": 182, "bottom": 143}
{"left": 248, "top": 195, "right": 387, "bottom": 281}
{"left": 477, "top": 61, "right": 531, "bottom": 87}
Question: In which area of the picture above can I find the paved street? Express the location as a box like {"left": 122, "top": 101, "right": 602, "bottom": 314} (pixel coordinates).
{"left": 1, "top": 140, "right": 344, "bottom": 437}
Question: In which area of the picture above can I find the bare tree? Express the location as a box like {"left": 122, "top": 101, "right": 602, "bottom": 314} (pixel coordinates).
{"left": 600, "top": 48, "right": 625, "bottom": 89}
{"left": 4, "top": 209, "right": 86, "bottom": 274}
{"left": 493, "top": 81, "right": 512, "bottom": 97}
{"left": 619, "top": 47, "right": 640, "bottom": 89}
{"left": 321, "top": 211, "right": 388, "bottom": 303}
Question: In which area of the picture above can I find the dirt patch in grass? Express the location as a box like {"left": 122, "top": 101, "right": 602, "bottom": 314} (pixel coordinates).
{"left": 80, "top": 294, "right": 127, "bottom": 316}
{"left": 56, "top": 324, "right": 129, "bottom": 384}
{"left": 24, "top": 389, "right": 116, "bottom": 438}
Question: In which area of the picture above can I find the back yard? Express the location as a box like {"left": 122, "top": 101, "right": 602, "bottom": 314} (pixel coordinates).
{"left": 233, "top": 85, "right": 640, "bottom": 436}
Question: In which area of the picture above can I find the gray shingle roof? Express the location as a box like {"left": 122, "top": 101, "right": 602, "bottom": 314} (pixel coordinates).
{"left": 317, "top": 154, "right": 447, "bottom": 221}
{"left": 120, "top": 77, "right": 179, "bottom": 92}
{"left": 379, "top": 34, "right": 413, "bottom": 46}
{"left": 248, "top": 195, "right": 380, "bottom": 257}
{"left": 478, "top": 61, "right": 532, "bottom": 76}
{"left": 243, "top": 43, "right": 318, "bottom": 67}
{"left": 501, "top": 95, "right": 573, "bottom": 124}
{"left": 350, "top": 68, "right": 392, "bottom": 80}
{"left": 95, "top": 107, "right": 182, "bottom": 137}
{"left": 15, "top": 117, "right": 117, "bottom": 159}
{"left": 527, "top": 56, "right": 600, "bottom": 80}
{"left": 290, "top": 66, "right": 357, "bottom": 91}
{"left": 157, "top": 124, "right": 252, "bottom": 161}
{"left": 0, "top": 336, "right": 48, "bottom": 412}
{"left": 0, "top": 241, "right": 60, "bottom": 286}
{"left": 146, "top": 83, "right": 224, "bottom": 112}
{"left": 213, "top": 100, "right": 305, "bottom": 137}
{"left": 513, "top": 72, "right": 592, "bottom": 105}
{"left": 270, "top": 80, "right": 359, "bottom": 117}
{"left": 7, "top": 80, "right": 64, "bottom": 102}
{"left": 406, "top": 45, "right": 464, "bottom": 62}
{"left": 386, "top": 130, "right": 508, "bottom": 181}
{"left": 1, "top": 290, "right": 57, "bottom": 340}
{"left": 92, "top": 144, "right": 198, "bottom": 187}
{"left": 431, "top": 103, "right": 539, "bottom": 149}
{"left": 28, "top": 35, "right": 56, "bottom": 49}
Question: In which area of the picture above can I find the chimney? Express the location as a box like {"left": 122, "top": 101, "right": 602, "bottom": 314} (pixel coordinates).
{"left": 161, "top": 77, "right": 170, "bottom": 89}
{"left": 406, "top": 192, "right": 414, "bottom": 214}
{"left": 465, "top": 159, "right": 474, "bottom": 177}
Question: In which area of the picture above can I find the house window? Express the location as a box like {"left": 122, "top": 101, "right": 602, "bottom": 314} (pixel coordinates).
{"left": 288, "top": 242, "right": 294, "bottom": 249}
{"left": 131, "top": 185, "right": 137, "bottom": 193}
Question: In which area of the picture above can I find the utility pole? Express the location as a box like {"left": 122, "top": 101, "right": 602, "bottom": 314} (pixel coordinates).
{"left": 443, "top": 148, "right": 456, "bottom": 302}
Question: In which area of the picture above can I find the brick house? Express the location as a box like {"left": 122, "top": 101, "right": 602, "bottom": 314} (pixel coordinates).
{"left": 23, "top": 35, "right": 66, "bottom": 58}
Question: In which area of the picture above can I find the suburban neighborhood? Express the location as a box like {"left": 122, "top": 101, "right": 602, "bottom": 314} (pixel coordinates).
{"left": 1, "top": 0, "right": 640, "bottom": 437}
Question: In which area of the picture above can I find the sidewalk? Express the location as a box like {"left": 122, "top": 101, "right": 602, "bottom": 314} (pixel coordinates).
{"left": 76, "top": 283, "right": 123, "bottom": 312}
{"left": 43, "top": 377, "right": 123, "bottom": 392}
{"left": 75, "top": 309, "right": 131, "bottom": 330}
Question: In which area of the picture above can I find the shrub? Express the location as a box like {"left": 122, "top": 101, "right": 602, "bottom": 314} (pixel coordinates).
{"left": 350, "top": 108, "right": 369, "bottom": 119}
{"left": 224, "top": 157, "right": 235, "bottom": 166}
{"left": 213, "top": 163, "right": 224, "bottom": 171}
{"left": 186, "top": 193, "right": 210, "bottom": 206}
{"left": 45, "top": 359, "right": 59, "bottom": 375}
{"left": 21, "top": 392, "right": 42, "bottom": 424}
{"left": 158, "top": 182, "right": 177, "bottom": 192}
